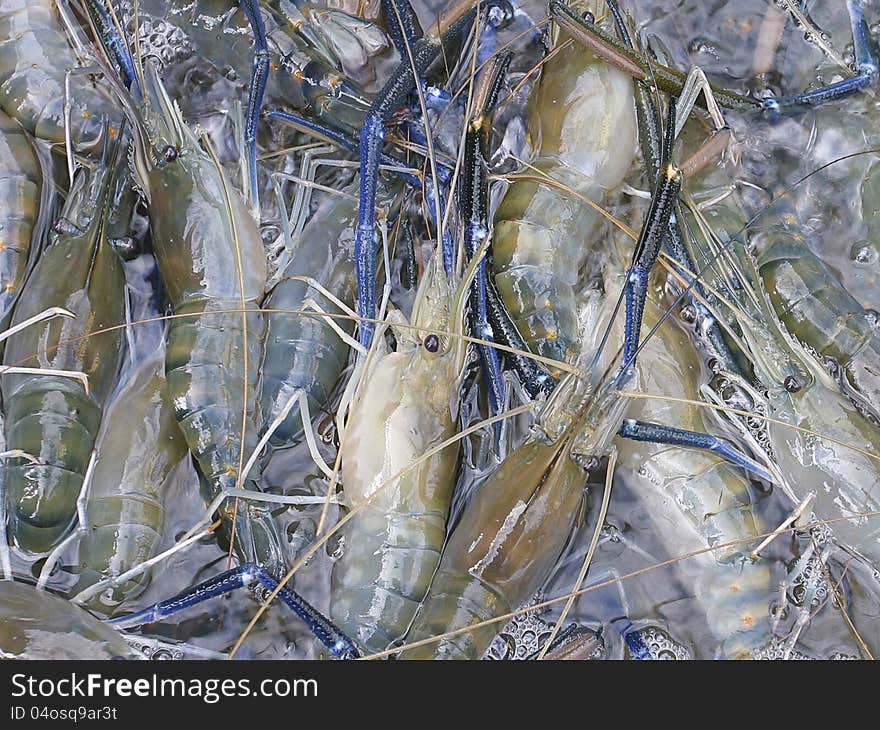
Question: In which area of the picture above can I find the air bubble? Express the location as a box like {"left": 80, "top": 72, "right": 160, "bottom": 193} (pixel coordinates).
{"left": 632, "top": 627, "right": 690, "bottom": 660}
{"left": 851, "top": 241, "right": 879, "bottom": 265}
{"left": 482, "top": 604, "right": 566, "bottom": 660}
{"left": 688, "top": 40, "right": 714, "bottom": 56}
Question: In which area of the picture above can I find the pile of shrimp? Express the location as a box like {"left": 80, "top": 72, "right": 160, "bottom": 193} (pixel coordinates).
{"left": 1, "top": 0, "right": 879, "bottom": 661}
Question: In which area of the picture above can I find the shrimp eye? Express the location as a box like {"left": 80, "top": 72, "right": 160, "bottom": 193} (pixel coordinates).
{"left": 582, "top": 11, "right": 595, "bottom": 22}
{"left": 424, "top": 334, "right": 440, "bottom": 353}
{"left": 784, "top": 376, "right": 802, "bottom": 393}
{"left": 162, "top": 145, "right": 179, "bottom": 163}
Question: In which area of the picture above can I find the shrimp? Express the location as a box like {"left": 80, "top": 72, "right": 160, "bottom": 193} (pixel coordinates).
{"left": 398, "top": 412, "right": 590, "bottom": 660}
{"left": 611, "top": 282, "right": 772, "bottom": 658}
{"left": 126, "top": 62, "right": 285, "bottom": 575}
{"left": 491, "top": 0, "right": 637, "bottom": 375}
{"left": 258, "top": 182, "right": 360, "bottom": 450}
{"left": 325, "top": 51, "right": 515, "bottom": 654}
{"left": 330, "top": 242, "right": 477, "bottom": 655}
{"left": 401, "top": 91, "right": 772, "bottom": 659}
{"left": 72, "top": 344, "right": 189, "bottom": 615}
{"left": 129, "top": 0, "right": 391, "bottom": 131}
{"left": 0, "top": 581, "right": 133, "bottom": 659}
{"left": 401, "top": 274, "right": 771, "bottom": 659}
{"left": 687, "top": 196, "right": 880, "bottom": 567}
{"left": 0, "top": 0, "right": 119, "bottom": 149}
{"left": 0, "top": 109, "right": 40, "bottom": 325}
{"left": 2, "top": 149, "right": 127, "bottom": 555}
{"left": 575, "top": 1, "right": 880, "bottom": 568}
{"left": 758, "top": 234, "right": 880, "bottom": 422}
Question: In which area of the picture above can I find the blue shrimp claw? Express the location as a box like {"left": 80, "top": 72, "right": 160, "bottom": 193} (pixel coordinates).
{"left": 107, "top": 563, "right": 360, "bottom": 659}
{"left": 485, "top": 281, "right": 555, "bottom": 395}
{"left": 617, "top": 419, "right": 773, "bottom": 483}
{"left": 560, "top": 0, "right": 878, "bottom": 118}
{"left": 354, "top": 0, "right": 487, "bottom": 348}
{"left": 621, "top": 99, "right": 681, "bottom": 375}
{"left": 382, "top": 0, "right": 423, "bottom": 58}
{"left": 761, "top": 1, "right": 879, "bottom": 118}
{"left": 459, "top": 52, "right": 514, "bottom": 423}
{"left": 83, "top": 0, "right": 142, "bottom": 98}
{"left": 606, "top": 2, "right": 742, "bottom": 377}
{"left": 609, "top": 615, "right": 652, "bottom": 660}
{"left": 239, "top": 0, "right": 271, "bottom": 207}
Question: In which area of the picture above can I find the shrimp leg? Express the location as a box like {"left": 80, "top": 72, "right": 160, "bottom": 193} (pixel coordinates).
{"left": 617, "top": 419, "right": 772, "bottom": 482}
{"left": 269, "top": 109, "right": 455, "bottom": 256}
{"left": 265, "top": 110, "right": 441, "bottom": 193}
{"left": 107, "top": 563, "right": 359, "bottom": 659}
{"left": 609, "top": 99, "right": 764, "bottom": 474}
{"left": 460, "top": 52, "right": 512, "bottom": 421}
{"left": 484, "top": 280, "right": 555, "bottom": 395}
{"left": 381, "top": 0, "right": 423, "bottom": 58}
{"left": 619, "top": 100, "right": 681, "bottom": 375}
{"left": 607, "top": 0, "right": 741, "bottom": 376}
{"left": 761, "top": 1, "right": 878, "bottom": 117}
{"left": 83, "top": 0, "right": 142, "bottom": 98}
{"left": 354, "top": 0, "right": 484, "bottom": 347}
{"left": 238, "top": 0, "right": 270, "bottom": 207}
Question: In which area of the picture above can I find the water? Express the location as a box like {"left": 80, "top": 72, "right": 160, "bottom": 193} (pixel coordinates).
{"left": 10, "top": 0, "right": 880, "bottom": 660}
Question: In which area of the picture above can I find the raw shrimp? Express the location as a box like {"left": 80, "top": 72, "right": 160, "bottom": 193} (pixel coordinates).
{"left": 2, "top": 150, "right": 127, "bottom": 555}
{"left": 73, "top": 344, "right": 189, "bottom": 615}
{"left": 127, "top": 62, "right": 284, "bottom": 575}
{"left": 0, "top": 0, "right": 119, "bottom": 148}
{"left": 491, "top": 0, "right": 637, "bottom": 374}
{"left": 331, "top": 248, "right": 476, "bottom": 654}
{"left": 0, "top": 109, "right": 40, "bottom": 324}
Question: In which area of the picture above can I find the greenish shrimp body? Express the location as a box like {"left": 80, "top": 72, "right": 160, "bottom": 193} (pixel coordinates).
{"left": 492, "top": 0, "right": 637, "bottom": 375}
{"left": 2, "top": 159, "right": 125, "bottom": 554}
{"left": 129, "top": 64, "right": 284, "bottom": 575}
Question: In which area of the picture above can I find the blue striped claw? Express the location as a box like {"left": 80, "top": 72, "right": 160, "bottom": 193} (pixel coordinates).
{"left": 107, "top": 564, "right": 359, "bottom": 659}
